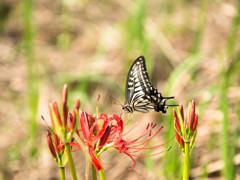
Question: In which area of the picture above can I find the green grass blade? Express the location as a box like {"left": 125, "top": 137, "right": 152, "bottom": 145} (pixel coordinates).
{"left": 23, "top": 0, "right": 39, "bottom": 157}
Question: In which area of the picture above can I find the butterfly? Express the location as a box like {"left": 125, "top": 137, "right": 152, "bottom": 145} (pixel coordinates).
{"left": 122, "top": 56, "right": 175, "bottom": 114}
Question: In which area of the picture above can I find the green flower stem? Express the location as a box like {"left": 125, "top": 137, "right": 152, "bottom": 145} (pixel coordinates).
{"left": 85, "top": 157, "right": 90, "bottom": 180}
{"left": 183, "top": 142, "right": 190, "bottom": 180}
{"left": 96, "top": 153, "right": 105, "bottom": 180}
{"left": 59, "top": 167, "right": 66, "bottom": 180}
{"left": 92, "top": 164, "right": 97, "bottom": 180}
{"left": 65, "top": 142, "right": 78, "bottom": 180}
{"left": 99, "top": 168, "right": 105, "bottom": 180}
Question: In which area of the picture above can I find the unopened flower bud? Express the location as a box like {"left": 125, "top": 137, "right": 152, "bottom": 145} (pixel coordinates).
{"left": 49, "top": 101, "right": 62, "bottom": 128}
{"left": 47, "top": 131, "right": 57, "bottom": 159}
{"left": 54, "top": 133, "right": 60, "bottom": 154}
{"left": 68, "top": 112, "right": 76, "bottom": 130}
{"left": 62, "top": 84, "right": 68, "bottom": 128}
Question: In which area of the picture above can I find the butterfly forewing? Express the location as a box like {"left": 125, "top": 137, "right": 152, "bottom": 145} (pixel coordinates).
{"left": 126, "top": 56, "right": 151, "bottom": 104}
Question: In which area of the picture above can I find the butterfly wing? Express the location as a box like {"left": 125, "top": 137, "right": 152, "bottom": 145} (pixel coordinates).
{"left": 126, "top": 56, "right": 147, "bottom": 104}
{"left": 124, "top": 56, "right": 174, "bottom": 113}
{"left": 125, "top": 56, "right": 156, "bottom": 112}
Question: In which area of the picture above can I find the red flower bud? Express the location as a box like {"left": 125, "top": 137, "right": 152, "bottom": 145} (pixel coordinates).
{"left": 179, "top": 104, "right": 184, "bottom": 122}
{"left": 47, "top": 131, "right": 57, "bottom": 159}
{"left": 74, "top": 97, "right": 80, "bottom": 111}
{"left": 175, "top": 130, "right": 184, "bottom": 149}
{"left": 192, "top": 114, "right": 198, "bottom": 131}
{"left": 174, "top": 117, "right": 181, "bottom": 132}
{"left": 173, "top": 109, "right": 181, "bottom": 131}
{"left": 188, "top": 100, "right": 198, "bottom": 131}
{"left": 49, "top": 101, "right": 62, "bottom": 128}
{"left": 62, "top": 84, "right": 68, "bottom": 128}
{"left": 68, "top": 112, "right": 76, "bottom": 130}
{"left": 54, "top": 133, "right": 60, "bottom": 154}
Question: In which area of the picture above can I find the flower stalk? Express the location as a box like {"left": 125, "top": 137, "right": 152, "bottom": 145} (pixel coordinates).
{"left": 92, "top": 164, "right": 97, "bottom": 180}
{"left": 183, "top": 142, "right": 190, "bottom": 180}
{"left": 99, "top": 168, "right": 105, "bottom": 180}
{"left": 59, "top": 167, "right": 66, "bottom": 180}
{"left": 65, "top": 142, "right": 77, "bottom": 180}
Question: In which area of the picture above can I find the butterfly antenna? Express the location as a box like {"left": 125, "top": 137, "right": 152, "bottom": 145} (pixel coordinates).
{"left": 163, "top": 96, "right": 175, "bottom": 100}
{"left": 166, "top": 104, "right": 179, "bottom": 107}
{"left": 110, "top": 95, "right": 123, "bottom": 106}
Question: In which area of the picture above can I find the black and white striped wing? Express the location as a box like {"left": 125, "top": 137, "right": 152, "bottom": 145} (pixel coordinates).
{"left": 125, "top": 56, "right": 155, "bottom": 112}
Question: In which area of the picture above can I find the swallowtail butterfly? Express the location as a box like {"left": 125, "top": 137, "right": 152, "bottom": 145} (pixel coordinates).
{"left": 122, "top": 56, "right": 174, "bottom": 114}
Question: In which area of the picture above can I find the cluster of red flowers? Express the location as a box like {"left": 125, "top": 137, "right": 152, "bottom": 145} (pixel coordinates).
{"left": 45, "top": 84, "right": 170, "bottom": 171}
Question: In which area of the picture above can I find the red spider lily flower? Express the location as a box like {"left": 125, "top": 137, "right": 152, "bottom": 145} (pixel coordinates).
{"left": 75, "top": 111, "right": 171, "bottom": 171}
{"left": 110, "top": 121, "right": 171, "bottom": 170}
{"left": 173, "top": 100, "right": 198, "bottom": 153}
{"left": 75, "top": 111, "right": 111, "bottom": 171}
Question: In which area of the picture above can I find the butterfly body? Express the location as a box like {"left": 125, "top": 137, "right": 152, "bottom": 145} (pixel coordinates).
{"left": 122, "top": 56, "right": 174, "bottom": 114}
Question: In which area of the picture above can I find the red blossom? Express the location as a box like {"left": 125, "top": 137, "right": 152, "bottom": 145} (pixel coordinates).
{"left": 76, "top": 111, "right": 171, "bottom": 171}
{"left": 46, "top": 85, "right": 171, "bottom": 171}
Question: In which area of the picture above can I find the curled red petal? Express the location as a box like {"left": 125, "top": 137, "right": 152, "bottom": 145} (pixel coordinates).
{"left": 88, "top": 148, "right": 102, "bottom": 171}
{"left": 124, "top": 152, "right": 136, "bottom": 171}
{"left": 80, "top": 111, "right": 90, "bottom": 140}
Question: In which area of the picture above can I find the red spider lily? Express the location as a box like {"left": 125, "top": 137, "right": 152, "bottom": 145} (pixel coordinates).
{"left": 109, "top": 120, "right": 171, "bottom": 170}
{"left": 75, "top": 111, "right": 171, "bottom": 171}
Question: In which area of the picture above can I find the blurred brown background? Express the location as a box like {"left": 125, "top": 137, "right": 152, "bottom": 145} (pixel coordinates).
{"left": 0, "top": 0, "right": 240, "bottom": 179}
